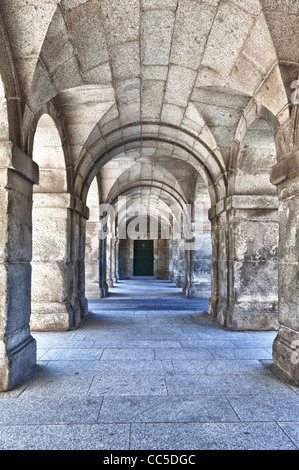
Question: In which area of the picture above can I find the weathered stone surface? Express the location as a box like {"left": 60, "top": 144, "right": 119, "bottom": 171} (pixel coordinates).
{"left": 0, "top": 157, "right": 37, "bottom": 391}
{"left": 1, "top": 0, "right": 299, "bottom": 393}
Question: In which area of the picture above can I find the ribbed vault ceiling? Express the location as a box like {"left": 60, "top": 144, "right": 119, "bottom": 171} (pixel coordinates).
{"left": 0, "top": 0, "right": 295, "bottom": 207}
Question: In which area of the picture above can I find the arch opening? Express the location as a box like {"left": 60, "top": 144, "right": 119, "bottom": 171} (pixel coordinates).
{"left": 82, "top": 140, "right": 215, "bottom": 304}
{"left": 218, "top": 117, "right": 280, "bottom": 331}
{"left": 31, "top": 113, "right": 77, "bottom": 331}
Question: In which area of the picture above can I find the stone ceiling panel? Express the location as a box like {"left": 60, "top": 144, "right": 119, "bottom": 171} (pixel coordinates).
{"left": 141, "top": 10, "right": 175, "bottom": 66}
{"left": 100, "top": 0, "right": 140, "bottom": 46}
{"left": 201, "top": 2, "right": 256, "bottom": 78}
{"left": 0, "top": 0, "right": 291, "bottom": 207}
{"left": 65, "top": 1, "right": 109, "bottom": 73}
{"left": 170, "top": 0, "right": 216, "bottom": 70}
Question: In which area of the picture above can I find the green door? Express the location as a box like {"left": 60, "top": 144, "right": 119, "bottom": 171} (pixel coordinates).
{"left": 134, "top": 240, "right": 154, "bottom": 276}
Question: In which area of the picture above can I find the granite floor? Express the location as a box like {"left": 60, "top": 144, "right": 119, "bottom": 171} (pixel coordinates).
{"left": 1, "top": 279, "right": 299, "bottom": 450}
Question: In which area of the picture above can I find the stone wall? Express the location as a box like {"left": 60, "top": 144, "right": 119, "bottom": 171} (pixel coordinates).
{"left": 2, "top": 0, "right": 299, "bottom": 390}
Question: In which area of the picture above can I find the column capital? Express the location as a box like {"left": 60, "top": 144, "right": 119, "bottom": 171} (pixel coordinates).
{"left": 270, "top": 150, "right": 299, "bottom": 200}
{"left": 72, "top": 196, "right": 89, "bottom": 219}
{"left": 209, "top": 195, "right": 279, "bottom": 219}
{"left": 11, "top": 144, "right": 39, "bottom": 185}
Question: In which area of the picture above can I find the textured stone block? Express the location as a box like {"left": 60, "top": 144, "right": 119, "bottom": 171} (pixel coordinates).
{"left": 141, "top": 10, "right": 175, "bottom": 65}
{"left": 65, "top": 2, "right": 109, "bottom": 72}
{"left": 100, "top": 0, "right": 140, "bottom": 46}
{"left": 201, "top": 2, "right": 255, "bottom": 78}
{"left": 170, "top": 0, "right": 216, "bottom": 70}
{"left": 233, "top": 220, "right": 278, "bottom": 261}
{"left": 130, "top": 422, "right": 296, "bottom": 450}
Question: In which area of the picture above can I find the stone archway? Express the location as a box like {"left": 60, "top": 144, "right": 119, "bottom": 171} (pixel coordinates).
{"left": 2, "top": 0, "right": 299, "bottom": 393}
{"left": 185, "top": 174, "right": 212, "bottom": 300}
{"left": 85, "top": 177, "right": 101, "bottom": 296}
{"left": 31, "top": 113, "right": 74, "bottom": 331}
{"left": 224, "top": 118, "right": 279, "bottom": 331}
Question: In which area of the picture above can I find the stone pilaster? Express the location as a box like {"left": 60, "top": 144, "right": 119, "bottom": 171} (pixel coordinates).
{"left": 106, "top": 235, "right": 114, "bottom": 288}
{"left": 207, "top": 209, "right": 220, "bottom": 318}
{"left": 99, "top": 238, "right": 108, "bottom": 297}
{"left": 112, "top": 238, "right": 118, "bottom": 284}
{"left": 85, "top": 219, "right": 100, "bottom": 287}
{"left": 172, "top": 239, "right": 179, "bottom": 285}
{"left": 271, "top": 150, "right": 299, "bottom": 384}
{"left": 31, "top": 193, "right": 89, "bottom": 331}
{"left": 211, "top": 195, "right": 279, "bottom": 330}
{"left": 187, "top": 250, "right": 212, "bottom": 299}
{"left": 213, "top": 202, "right": 229, "bottom": 326}
{"left": 226, "top": 195, "right": 279, "bottom": 331}
{"left": 77, "top": 207, "right": 89, "bottom": 322}
{"left": 0, "top": 145, "right": 38, "bottom": 391}
{"left": 186, "top": 229, "right": 212, "bottom": 300}
{"left": 176, "top": 238, "right": 185, "bottom": 288}
{"left": 168, "top": 238, "right": 174, "bottom": 282}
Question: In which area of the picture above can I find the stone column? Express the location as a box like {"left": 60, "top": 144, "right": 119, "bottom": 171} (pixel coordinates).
{"left": 207, "top": 209, "right": 220, "bottom": 318}
{"left": 99, "top": 238, "right": 108, "bottom": 297}
{"left": 129, "top": 239, "right": 134, "bottom": 277}
{"left": 85, "top": 219, "right": 100, "bottom": 288}
{"left": 77, "top": 206, "right": 89, "bottom": 322}
{"left": 0, "top": 145, "right": 38, "bottom": 391}
{"left": 106, "top": 235, "right": 113, "bottom": 288}
{"left": 176, "top": 238, "right": 185, "bottom": 288}
{"left": 214, "top": 202, "right": 229, "bottom": 326}
{"left": 271, "top": 151, "right": 299, "bottom": 384}
{"left": 168, "top": 238, "right": 174, "bottom": 282}
{"left": 111, "top": 238, "right": 118, "bottom": 284}
{"left": 214, "top": 195, "right": 279, "bottom": 331}
{"left": 114, "top": 237, "right": 120, "bottom": 282}
{"left": 186, "top": 228, "right": 212, "bottom": 300}
{"left": 117, "top": 238, "right": 127, "bottom": 279}
{"left": 172, "top": 239, "right": 179, "bottom": 285}
{"left": 31, "top": 194, "right": 89, "bottom": 331}
{"left": 183, "top": 247, "right": 189, "bottom": 295}
{"left": 187, "top": 247, "right": 212, "bottom": 299}
{"left": 31, "top": 193, "right": 73, "bottom": 331}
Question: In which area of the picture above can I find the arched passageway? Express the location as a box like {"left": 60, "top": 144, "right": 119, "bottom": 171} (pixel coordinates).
{"left": 1, "top": 0, "right": 299, "bottom": 397}
{"left": 84, "top": 153, "right": 213, "bottom": 303}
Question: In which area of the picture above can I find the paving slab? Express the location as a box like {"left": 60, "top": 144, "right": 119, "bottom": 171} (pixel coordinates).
{"left": 130, "top": 422, "right": 297, "bottom": 450}
{"left": 36, "top": 340, "right": 97, "bottom": 349}
{"left": 208, "top": 347, "right": 273, "bottom": 360}
{"left": 166, "top": 373, "right": 294, "bottom": 396}
{"left": 100, "top": 348, "right": 154, "bottom": 360}
{"left": 228, "top": 394, "right": 299, "bottom": 421}
{"left": 93, "top": 339, "right": 182, "bottom": 349}
{"left": 0, "top": 279, "right": 298, "bottom": 450}
{"left": 88, "top": 374, "right": 168, "bottom": 396}
{"left": 20, "top": 368, "right": 95, "bottom": 398}
{"left": 0, "top": 424, "right": 130, "bottom": 450}
{"left": 39, "top": 348, "right": 104, "bottom": 361}
{"left": 0, "top": 397, "right": 103, "bottom": 425}
{"left": 154, "top": 347, "right": 214, "bottom": 360}
{"left": 93, "top": 359, "right": 174, "bottom": 375}
{"left": 99, "top": 395, "right": 240, "bottom": 423}
{"left": 278, "top": 423, "right": 299, "bottom": 448}
{"left": 171, "top": 359, "right": 275, "bottom": 376}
